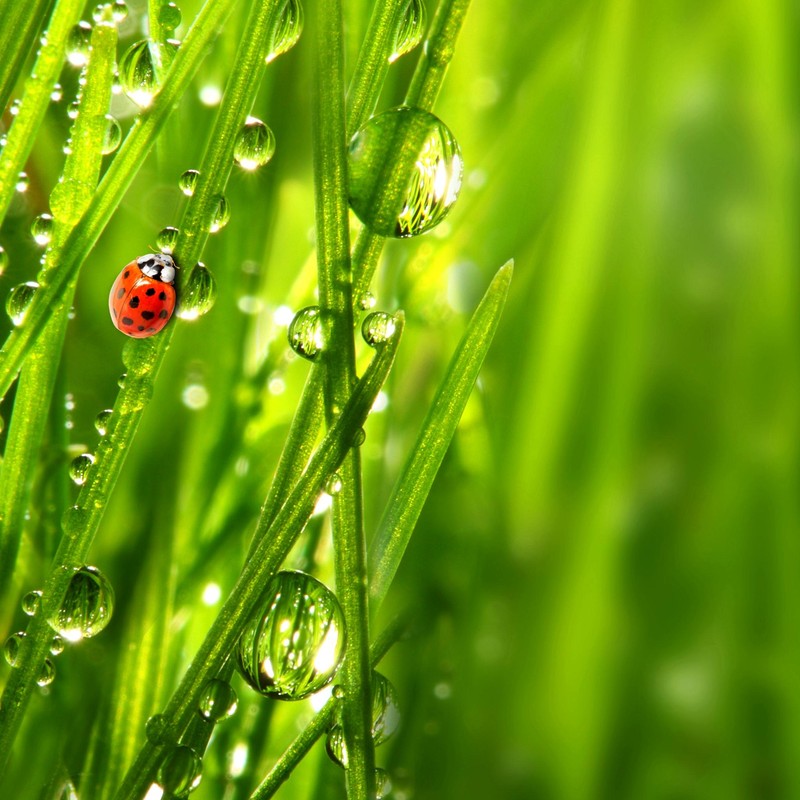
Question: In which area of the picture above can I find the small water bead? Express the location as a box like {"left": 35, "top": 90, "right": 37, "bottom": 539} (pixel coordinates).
{"left": 102, "top": 115, "right": 122, "bottom": 154}
{"left": 37, "top": 658, "right": 56, "bottom": 687}
{"left": 375, "top": 768, "right": 392, "bottom": 800}
{"left": 9, "top": 99, "right": 21, "bottom": 116}
{"left": 118, "top": 38, "right": 178, "bottom": 108}
{"left": 389, "top": 0, "right": 426, "bottom": 63}
{"left": 6, "top": 282, "right": 39, "bottom": 326}
{"left": 176, "top": 263, "right": 216, "bottom": 320}
{"left": 359, "top": 291, "right": 376, "bottom": 310}
{"left": 352, "top": 428, "right": 366, "bottom": 447}
{"left": 93, "top": 1, "right": 128, "bottom": 24}
{"left": 69, "top": 453, "right": 95, "bottom": 485}
{"left": 361, "top": 312, "right": 396, "bottom": 346}
{"left": 68, "top": 101, "right": 80, "bottom": 120}
{"left": 4, "top": 632, "right": 26, "bottom": 667}
{"left": 157, "top": 226, "right": 179, "bottom": 253}
{"left": 145, "top": 713, "right": 169, "bottom": 745}
{"left": 266, "top": 0, "right": 304, "bottom": 63}
{"left": 234, "top": 117, "right": 275, "bottom": 171}
{"left": 348, "top": 106, "right": 463, "bottom": 238}
{"left": 159, "top": 2, "right": 182, "bottom": 31}
{"left": 288, "top": 306, "right": 324, "bottom": 360}
{"left": 47, "top": 565, "right": 115, "bottom": 641}
{"left": 51, "top": 84, "right": 63, "bottom": 102}
{"left": 63, "top": 139, "right": 73, "bottom": 156}
{"left": 159, "top": 745, "right": 202, "bottom": 796}
{"left": 95, "top": 409, "right": 113, "bottom": 436}
{"left": 326, "top": 725, "right": 348, "bottom": 767}
{"left": 117, "top": 372, "right": 127, "bottom": 388}
{"left": 325, "top": 473, "right": 343, "bottom": 496}
{"left": 50, "top": 636, "right": 65, "bottom": 656}
{"left": 22, "top": 590, "right": 43, "bottom": 616}
{"left": 179, "top": 169, "right": 199, "bottom": 196}
{"left": 112, "top": 0, "right": 129, "bottom": 23}
{"left": 236, "top": 570, "right": 346, "bottom": 700}
{"left": 67, "top": 21, "right": 92, "bottom": 68}
{"left": 32, "top": 214, "right": 54, "bottom": 246}
{"left": 14, "top": 172, "right": 28, "bottom": 195}
{"left": 198, "top": 679, "right": 238, "bottom": 723}
{"left": 208, "top": 194, "right": 230, "bottom": 233}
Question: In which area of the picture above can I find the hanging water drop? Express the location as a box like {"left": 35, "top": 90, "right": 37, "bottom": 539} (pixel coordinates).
{"left": 37, "top": 658, "right": 56, "bottom": 687}
{"left": 112, "top": 0, "right": 129, "bottom": 23}
{"left": 348, "top": 106, "right": 463, "bottom": 238}
{"left": 236, "top": 570, "right": 346, "bottom": 700}
{"left": 50, "top": 635, "right": 65, "bottom": 656}
{"left": 176, "top": 263, "right": 216, "bottom": 320}
{"left": 102, "top": 114, "right": 122, "bottom": 154}
{"left": 31, "top": 214, "right": 53, "bottom": 246}
{"left": 198, "top": 679, "right": 238, "bottom": 723}
{"left": 326, "top": 725, "right": 348, "bottom": 767}
{"left": 157, "top": 226, "right": 179, "bottom": 253}
{"left": 179, "top": 169, "right": 199, "bottom": 196}
{"left": 95, "top": 409, "right": 113, "bottom": 436}
{"left": 266, "top": 0, "right": 304, "bottom": 63}
{"left": 159, "top": 2, "right": 182, "bottom": 31}
{"left": 159, "top": 745, "right": 202, "bottom": 797}
{"left": 118, "top": 38, "right": 178, "bottom": 108}
{"left": 4, "top": 633, "right": 26, "bottom": 667}
{"left": 390, "top": 0, "right": 426, "bottom": 62}
{"left": 69, "top": 453, "right": 95, "bottom": 486}
{"left": 361, "top": 312, "right": 396, "bottom": 346}
{"left": 67, "top": 21, "right": 92, "bottom": 67}
{"left": 208, "top": 194, "right": 230, "bottom": 233}
{"left": 6, "top": 282, "right": 39, "bottom": 326}
{"left": 47, "top": 565, "right": 115, "bottom": 641}
{"left": 288, "top": 306, "right": 324, "bottom": 360}
{"left": 22, "top": 590, "right": 43, "bottom": 616}
{"left": 234, "top": 117, "right": 275, "bottom": 171}
{"left": 352, "top": 428, "right": 366, "bottom": 447}
{"left": 325, "top": 473, "right": 343, "bottom": 495}
{"left": 375, "top": 768, "right": 392, "bottom": 800}
{"left": 117, "top": 372, "right": 127, "bottom": 388}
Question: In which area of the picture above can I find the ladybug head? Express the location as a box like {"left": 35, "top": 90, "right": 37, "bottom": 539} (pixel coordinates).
{"left": 137, "top": 253, "right": 178, "bottom": 284}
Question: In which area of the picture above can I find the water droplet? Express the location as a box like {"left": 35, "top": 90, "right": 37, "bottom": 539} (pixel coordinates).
{"left": 95, "top": 409, "right": 113, "bottom": 435}
{"left": 112, "top": 1, "right": 129, "bottom": 23}
{"left": 358, "top": 291, "right": 376, "bottom": 310}
{"left": 288, "top": 306, "right": 324, "bottom": 360}
{"left": 15, "top": 171, "right": 29, "bottom": 193}
{"left": 22, "top": 590, "right": 43, "bottom": 616}
{"left": 208, "top": 194, "right": 230, "bottom": 233}
{"left": 117, "top": 372, "right": 127, "bottom": 388}
{"left": 51, "top": 83, "right": 63, "bottom": 102}
{"left": 47, "top": 565, "right": 115, "bottom": 642}
{"left": 50, "top": 635, "right": 65, "bottom": 656}
{"left": 326, "top": 725, "right": 348, "bottom": 767}
{"left": 266, "top": 0, "right": 304, "bottom": 63}
{"left": 67, "top": 21, "right": 92, "bottom": 68}
{"left": 6, "top": 281, "right": 39, "bottom": 326}
{"left": 157, "top": 226, "right": 179, "bottom": 253}
{"left": 348, "top": 106, "right": 463, "bottom": 238}
{"left": 375, "top": 768, "right": 392, "bottom": 799}
{"left": 31, "top": 214, "right": 53, "bottom": 246}
{"left": 62, "top": 505, "right": 88, "bottom": 539}
{"left": 37, "top": 658, "right": 56, "bottom": 687}
{"left": 179, "top": 169, "right": 199, "bottom": 196}
{"left": 361, "top": 311, "right": 396, "bottom": 346}
{"left": 182, "top": 382, "right": 209, "bottom": 410}
{"left": 198, "top": 679, "right": 238, "bottom": 722}
{"left": 352, "top": 428, "right": 366, "bottom": 447}
{"left": 102, "top": 115, "right": 122, "bottom": 154}
{"left": 63, "top": 139, "right": 73, "bottom": 155}
{"left": 4, "top": 632, "right": 26, "bottom": 667}
{"left": 236, "top": 570, "right": 346, "bottom": 700}
{"left": 94, "top": 1, "right": 128, "bottom": 23}
{"left": 390, "top": 0, "right": 426, "bottom": 62}
{"left": 68, "top": 101, "right": 80, "bottom": 120}
{"left": 234, "top": 117, "right": 275, "bottom": 171}
{"left": 69, "top": 453, "right": 95, "bottom": 486}
{"left": 10, "top": 99, "right": 21, "bottom": 116}
{"left": 0, "top": 246, "right": 7, "bottom": 275}
{"left": 146, "top": 713, "right": 169, "bottom": 744}
{"left": 325, "top": 473, "right": 343, "bottom": 495}
{"left": 176, "top": 263, "right": 216, "bottom": 320}
{"left": 159, "top": 745, "right": 202, "bottom": 796}
{"left": 118, "top": 39, "right": 178, "bottom": 108}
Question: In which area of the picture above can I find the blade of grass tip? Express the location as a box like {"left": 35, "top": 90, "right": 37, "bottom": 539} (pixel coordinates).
{"left": 0, "top": 0, "right": 240, "bottom": 402}
{"left": 249, "top": 612, "right": 412, "bottom": 800}
{"left": 0, "top": 0, "right": 85, "bottom": 226}
{"left": 111, "top": 318, "right": 404, "bottom": 800}
{"left": 369, "top": 261, "right": 512, "bottom": 612}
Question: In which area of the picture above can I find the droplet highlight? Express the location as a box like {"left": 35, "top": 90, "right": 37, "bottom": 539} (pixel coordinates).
{"left": 208, "top": 194, "right": 230, "bottom": 233}
{"left": 67, "top": 21, "right": 92, "bottom": 68}
{"left": 158, "top": 1, "right": 182, "bottom": 31}
{"left": 47, "top": 565, "right": 115, "bottom": 642}
{"left": 37, "top": 658, "right": 56, "bottom": 687}
{"left": 361, "top": 312, "right": 396, "bottom": 346}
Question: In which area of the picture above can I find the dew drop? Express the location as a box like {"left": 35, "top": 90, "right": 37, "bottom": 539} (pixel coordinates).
{"left": 118, "top": 39, "right": 178, "bottom": 108}
{"left": 179, "top": 169, "right": 199, "bottom": 196}
{"left": 102, "top": 114, "right": 122, "bottom": 154}
{"left": 117, "top": 372, "right": 127, "bottom": 388}
{"left": 9, "top": 99, "right": 21, "bottom": 116}
{"left": 69, "top": 453, "right": 95, "bottom": 486}
{"left": 145, "top": 713, "right": 169, "bottom": 744}
{"left": 22, "top": 590, "right": 43, "bottom": 616}
{"left": 51, "top": 83, "right": 63, "bottom": 102}
{"left": 358, "top": 291, "right": 376, "bottom": 310}
{"left": 31, "top": 214, "right": 54, "bottom": 246}
{"left": 159, "top": 1, "right": 182, "bottom": 30}
{"left": 4, "top": 632, "right": 26, "bottom": 667}
{"left": 208, "top": 194, "right": 230, "bottom": 233}
{"left": 326, "top": 725, "right": 347, "bottom": 767}
{"left": 50, "top": 635, "right": 65, "bottom": 656}
{"left": 157, "top": 226, "right": 179, "bottom": 253}
{"left": 47, "top": 565, "right": 115, "bottom": 642}
{"left": 67, "top": 21, "right": 92, "bottom": 68}
{"left": 288, "top": 306, "right": 324, "bottom": 360}
{"left": 375, "top": 768, "right": 392, "bottom": 799}
{"left": 266, "top": 0, "right": 304, "bottom": 63}
{"left": 176, "top": 263, "right": 216, "bottom": 320}
{"left": 198, "top": 679, "right": 238, "bottom": 722}
{"left": 234, "top": 117, "right": 276, "bottom": 171}
{"left": 6, "top": 281, "right": 39, "bottom": 326}
{"left": 348, "top": 106, "right": 463, "bottom": 238}
{"left": 62, "top": 505, "right": 89, "bottom": 539}
{"left": 15, "top": 171, "right": 29, "bottom": 193}
{"left": 68, "top": 101, "right": 80, "bottom": 120}
{"left": 37, "top": 658, "right": 56, "bottom": 687}
{"left": 390, "top": 0, "right": 426, "bottom": 63}
{"left": 159, "top": 745, "right": 202, "bottom": 796}
{"left": 236, "top": 570, "right": 346, "bottom": 700}
{"left": 112, "top": 0, "right": 129, "bottom": 23}
{"left": 361, "top": 311, "right": 396, "bottom": 346}
{"left": 352, "top": 427, "right": 366, "bottom": 447}
{"left": 94, "top": 1, "right": 128, "bottom": 24}
{"left": 95, "top": 409, "right": 113, "bottom": 436}
{"left": 325, "top": 473, "right": 343, "bottom": 496}
{"left": 0, "top": 246, "right": 7, "bottom": 276}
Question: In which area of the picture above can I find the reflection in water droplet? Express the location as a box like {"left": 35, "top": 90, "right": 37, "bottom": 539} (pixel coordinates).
{"left": 198, "top": 679, "right": 238, "bottom": 722}
{"left": 118, "top": 38, "right": 178, "bottom": 108}
{"left": 47, "top": 565, "right": 115, "bottom": 642}
{"left": 102, "top": 115, "right": 122, "bottom": 154}
{"left": 179, "top": 169, "right": 199, "bottom": 196}
{"left": 348, "top": 106, "right": 463, "bottom": 238}
{"left": 236, "top": 570, "right": 346, "bottom": 700}
{"left": 159, "top": 745, "right": 202, "bottom": 796}
{"left": 95, "top": 409, "right": 113, "bottom": 435}
{"left": 37, "top": 658, "right": 56, "bottom": 687}
{"left": 176, "top": 263, "right": 216, "bottom": 320}
{"left": 157, "top": 226, "right": 179, "bottom": 253}
{"left": 69, "top": 453, "right": 96, "bottom": 486}
{"left": 6, "top": 282, "right": 39, "bottom": 326}
{"left": 22, "top": 590, "right": 43, "bottom": 617}
{"left": 234, "top": 117, "right": 276, "bottom": 171}
{"left": 288, "top": 306, "right": 324, "bottom": 360}
{"left": 159, "top": 1, "right": 181, "bottom": 31}
{"left": 31, "top": 214, "right": 53, "bottom": 246}
{"left": 50, "top": 635, "right": 65, "bottom": 656}
{"left": 67, "top": 21, "right": 92, "bottom": 67}
{"left": 361, "top": 312, "right": 396, "bottom": 346}
{"left": 390, "top": 0, "right": 426, "bottom": 63}
{"left": 4, "top": 632, "right": 26, "bottom": 667}
{"left": 266, "top": 0, "right": 304, "bottom": 63}
{"left": 208, "top": 194, "right": 230, "bottom": 233}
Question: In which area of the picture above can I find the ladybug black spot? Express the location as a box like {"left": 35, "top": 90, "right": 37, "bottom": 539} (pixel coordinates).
{"left": 147, "top": 327, "right": 156, "bottom": 332}
{"left": 159, "top": 291, "right": 167, "bottom": 301}
{"left": 159, "top": 309, "right": 169, "bottom": 319}
{"left": 141, "top": 310, "right": 155, "bottom": 321}
{"left": 117, "top": 288, "right": 125, "bottom": 299}
{"left": 124, "top": 270, "right": 130, "bottom": 278}
{"left": 122, "top": 316, "right": 134, "bottom": 326}
{"left": 137, "top": 325, "right": 145, "bottom": 331}
{"left": 129, "top": 296, "right": 140, "bottom": 309}
{"left": 145, "top": 287, "right": 156, "bottom": 296}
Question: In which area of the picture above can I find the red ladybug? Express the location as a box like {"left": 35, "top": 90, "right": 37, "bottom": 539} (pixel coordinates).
{"left": 109, "top": 253, "right": 177, "bottom": 338}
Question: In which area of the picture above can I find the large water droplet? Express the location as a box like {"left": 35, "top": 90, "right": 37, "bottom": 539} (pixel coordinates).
{"left": 390, "top": 0, "right": 426, "bottom": 63}
{"left": 234, "top": 117, "right": 275, "bottom": 171}
{"left": 67, "top": 21, "right": 92, "bottom": 68}
{"left": 198, "top": 679, "right": 238, "bottom": 722}
{"left": 159, "top": 745, "right": 202, "bottom": 796}
{"left": 348, "top": 106, "right": 463, "bottom": 238}
{"left": 22, "top": 590, "right": 43, "bottom": 616}
{"left": 47, "top": 565, "right": 115, "bottom": 642}
{"left": 31, "top": 214, "right": 54, "bottom": 246}
{"left": 266, "top": 0, "right": 304, "bottom": 63}
{"left": 157, "top": 226, "right": 179, "bottom": 253}
{"left": 179, "top": 169, "right": 199, "bottom": 196}
{"left": 158, "top": 1, "right": 181, "bottom": 31}
{"left": 37, "top": 658, "right": 56, "bottom": 687}
{"left": 208, "top": 194, "right": 230, "bottom": 233}
{"left": 4, "top": 632, "right": 26, "bottom": 667}
{"left": 176, "top": 263, "right": 216, "bottom": 320}
{"left": 118, "top": 39, "right": 178, "bottom": 108}
{"left": 69, "top": 453, "right": 95, "bottom": 485}
{"left": 6, "top": 282, "right": 39, "bottom": 326}
{"left": 102, "top": 115, "right": 122, "bottom": 154}
{"left": 236, "top": 570, "right": 346, "bottom": 700}
{"left": 95, "top": 409, "right": 113, "bottom": 435}
{"left": 288, "top": 306, "right": 324, "bottom": 360}
{"left": 361, "top": 311, "right": 396, "bottom": 346}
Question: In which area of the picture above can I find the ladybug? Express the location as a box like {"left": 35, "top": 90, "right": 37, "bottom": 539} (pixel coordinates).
{"left": 108, "top": 253, "right": 177, "bottom": 338}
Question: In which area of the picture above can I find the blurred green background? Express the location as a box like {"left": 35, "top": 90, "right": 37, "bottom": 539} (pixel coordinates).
{"left": 1, "top": 0, "right": 798, "bottom": 798}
